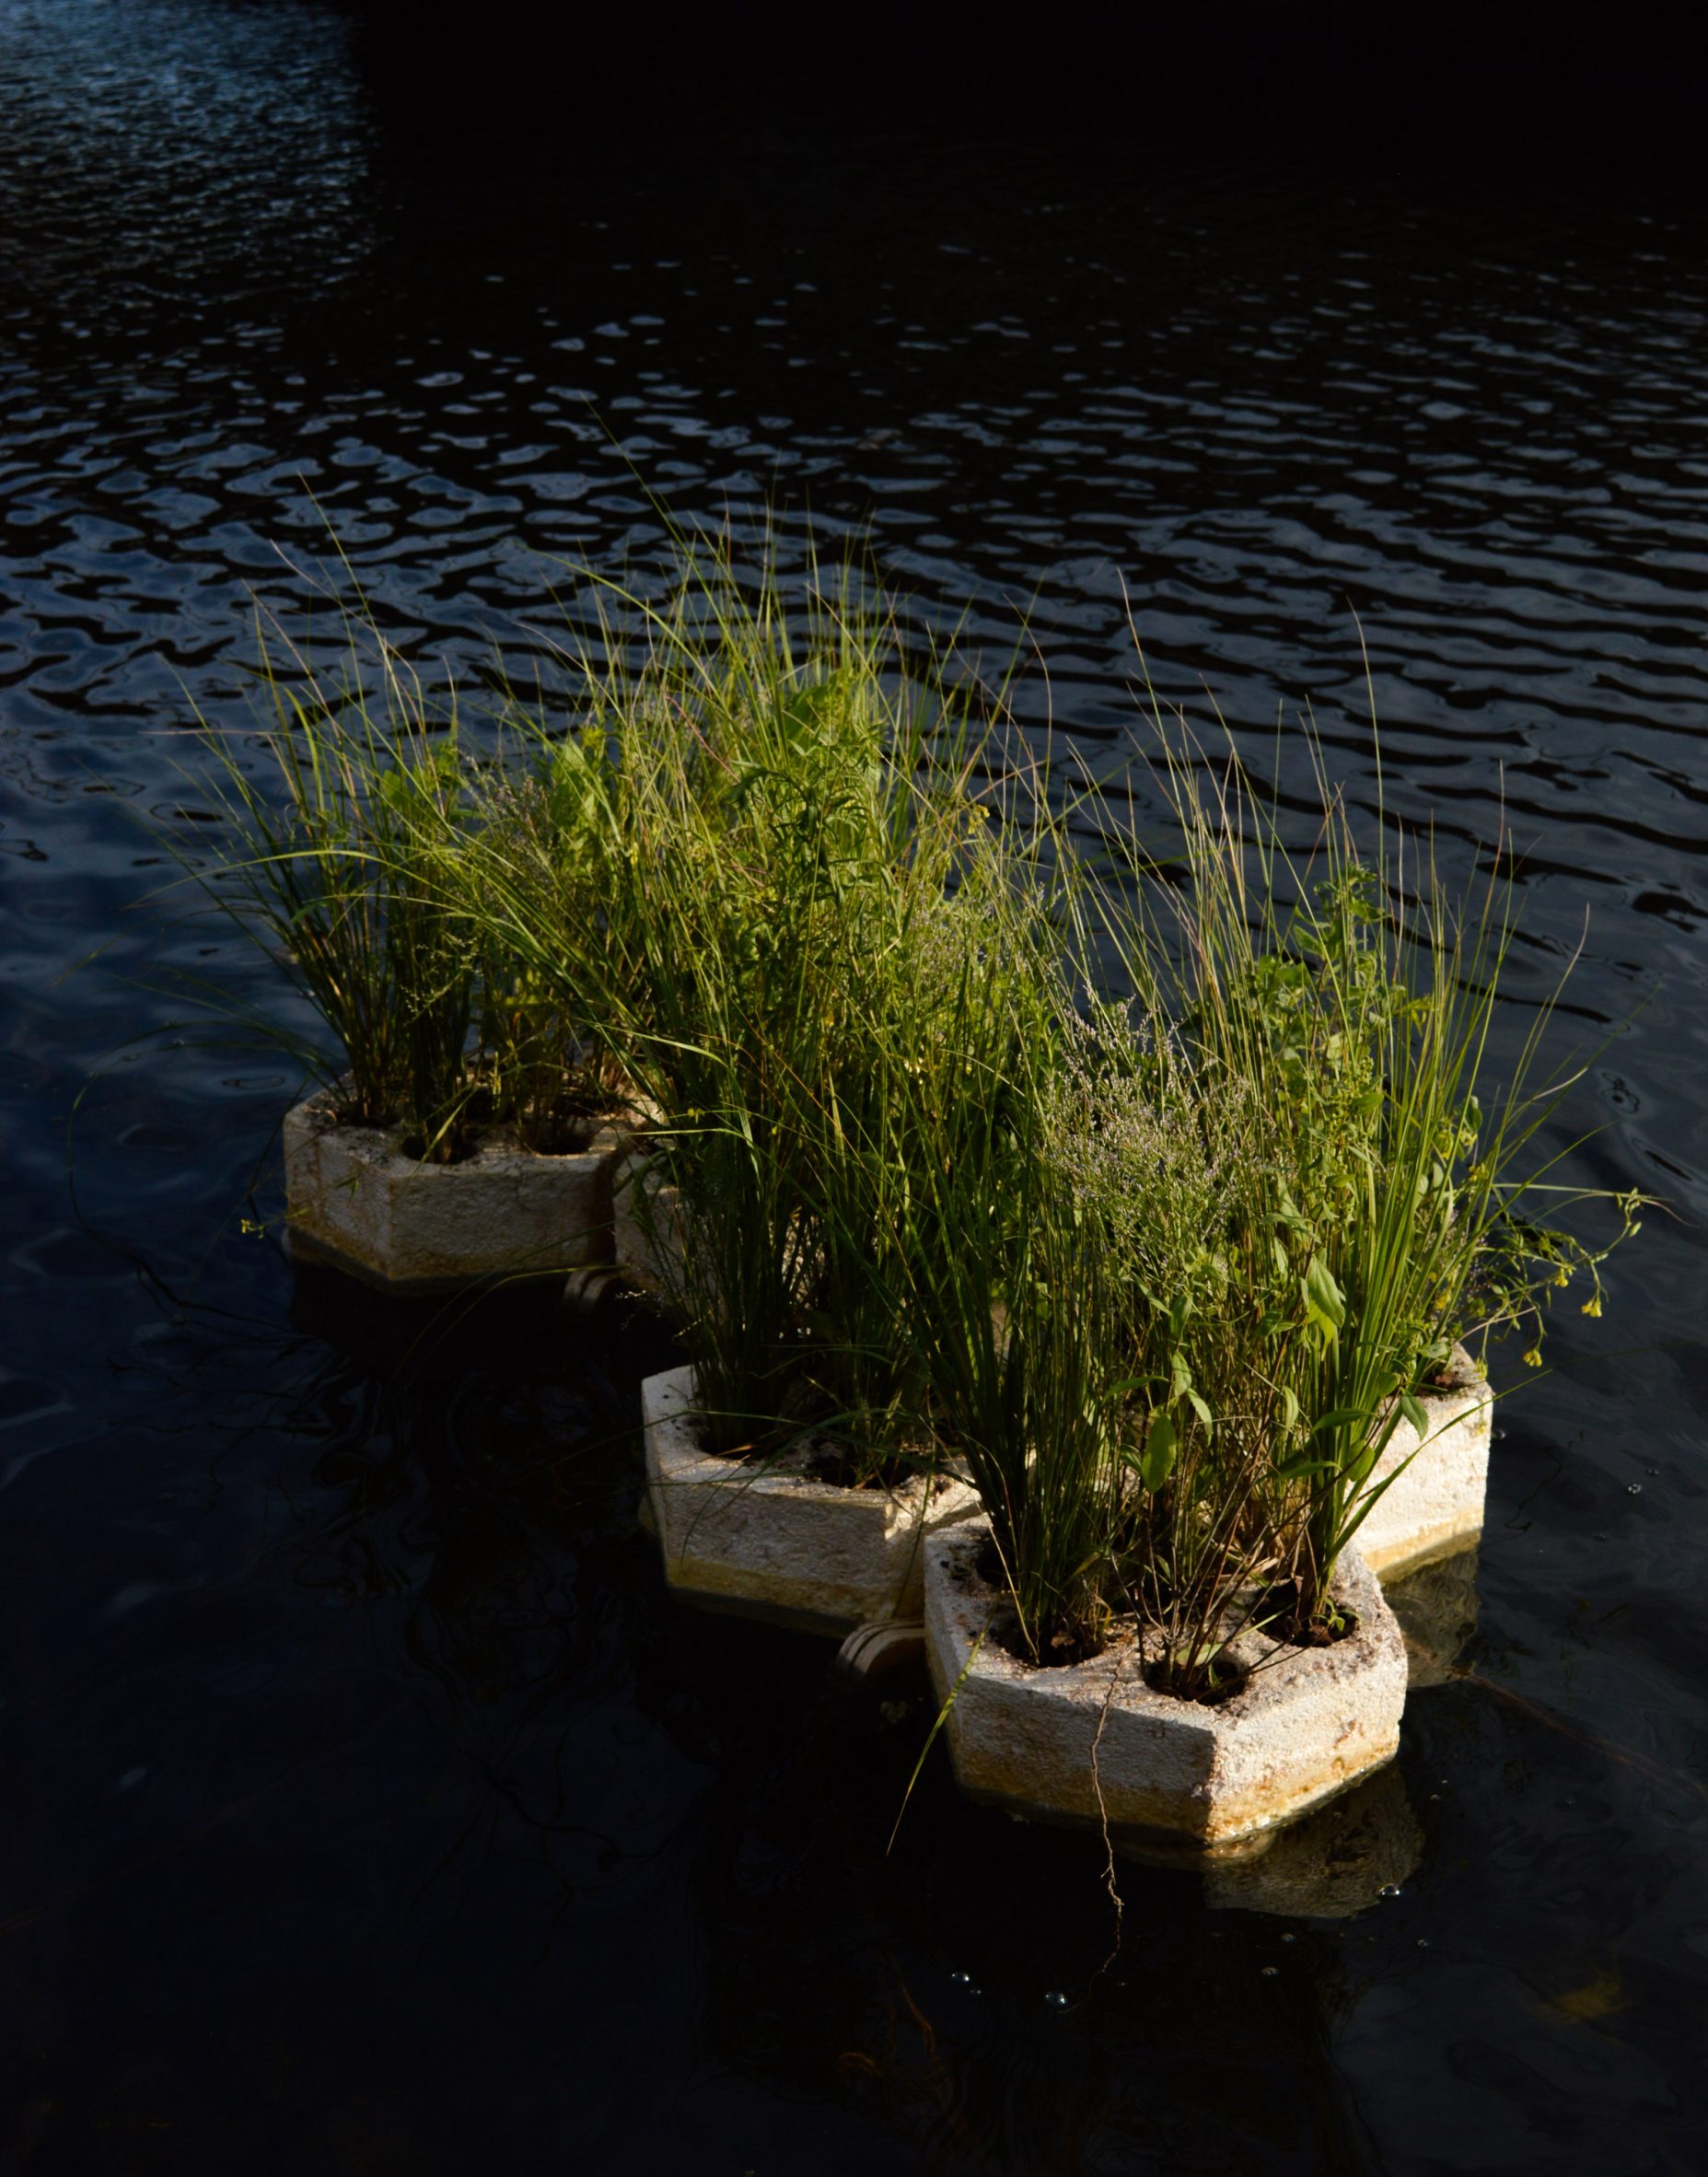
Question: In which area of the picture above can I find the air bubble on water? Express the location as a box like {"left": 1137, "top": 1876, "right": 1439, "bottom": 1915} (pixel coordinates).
{"left": 1646, "top": 1466, "right": 1659, "bottom": 1476}
{"left": 1627, "top": 1483, "right": 1642, "bottom": 1495}
{"left": 1379, "top": 1883, "right": 1403, "bottom": 1900}
{"left": 950, "top": 1971, "right": 971, "bottom": 1986}
{"left": 1280, "top": 1933, "right": 1296, "bottom": 1945}
{"left": 1260, "top": 1965, "right": 1279, "bottom": 1977}
{"left": 1416, "top": 1938, "right": 1431, "bottom": 1950}
{"left": 1044, "top": 1990, "right": 1068, "bottom": 2009}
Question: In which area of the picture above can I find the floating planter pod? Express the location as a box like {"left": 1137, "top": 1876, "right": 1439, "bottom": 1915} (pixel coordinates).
{"left": 641, "top": 1364, "right": 981, "bottom": 1635}
{"left": 924, "top": 1518, "right": 1408, "bottom": 1854}
{"left": 282, "top": 1089, "right": 634, "bottom": 1293}
{"left": 1354, "top": 1345, "right": 1493, "bottom": 1579}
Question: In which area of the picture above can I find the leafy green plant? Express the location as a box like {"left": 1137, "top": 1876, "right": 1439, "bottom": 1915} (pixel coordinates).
{"left": 458, "top": 718, "right": 633, "bottom": 1149}
{"left": 175, "top": 598, "right": 658, "bottom": 1166}
{"left": 1089, "top": 708, "right": 1647, "bottom": 1651}
{"left": 907, "top": 689, "right": 1647, "bottom": 1689}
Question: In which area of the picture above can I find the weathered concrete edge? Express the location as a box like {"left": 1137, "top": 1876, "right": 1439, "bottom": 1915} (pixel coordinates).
{"left": 641, "top": 1363, "right": 981, "bottom": 1632}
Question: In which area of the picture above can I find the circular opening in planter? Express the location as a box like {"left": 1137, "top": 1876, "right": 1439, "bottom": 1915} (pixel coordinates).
{"left": 397, "top": 1132, "right": 479, "bottom": 1166}
{"left": 804, "top": 1443, "right": 904, "bottom": 1490}
{"left": 1257, "top": 1581, "right": 1363, "bottom": 1649}
{"left": 1139, "top": 1655, "right": 1251, "bottom": 1706}
{"left": 514, "top": 1108, "right": 609, "bottom": 1156}
{"left": 970, "top": 1538, "right": 1113, "bottom": 1671}
{"left": 985, "top": 1606, "right": 1113, "bottom": 1672}
{"left": 689, "top": 1407, "right": 935, "bottom": 1495}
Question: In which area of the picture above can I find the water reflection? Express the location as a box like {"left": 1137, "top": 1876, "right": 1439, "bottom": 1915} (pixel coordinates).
{"left": 0, "top": 0, "right": 372, "bottom": 332}
{"left": 1203, "top": 1764, "right": 1423, "bottom": 1920}
{"left": 1388, "top": 1543, "right": 1482, "bottom": 1691}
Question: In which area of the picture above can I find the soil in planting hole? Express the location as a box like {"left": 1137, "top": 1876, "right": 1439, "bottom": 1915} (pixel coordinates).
{"left": 804, "top": 1442, "right": 918, "bottom": 1492}
{"left": 398, "top": 1130, "right": 480, "bottom": 1166}
{"left": 446, "top": 1085, "right": 619, "bottom": 1158}
{"left": 975, "top": 1538, "right": 1111, "bottom": 1669}
{"left": 1259, "top": 1581, "right": 1362, "bottom": 1648}
{"left": 689, "top": 1368, "right": 921, "bottom": 1490}
{"left": 688, "top": 1418, "right": 913, "bottom": 1493}
{"left": 1139, "top": 1656, "right": 1252, "bottom": 1706}
{"left": 326, "top": 1098, "right": 399, "bottom": 1134}
{"left": 514, "top": 1107, "right": 610, "bottom": 1156}
{"left": 689, "top": 1411, "right": 758, "bottom": 1464}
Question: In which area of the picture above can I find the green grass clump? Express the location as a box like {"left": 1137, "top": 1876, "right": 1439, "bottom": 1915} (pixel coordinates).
{"left": 171, "top": 528, "right": 1644, "bottom": 1688}
{"left": 892, "top": 706, "right": 1646, "bottom": 1677}
{"left": 447, "top": 539, "right": 1030, "bottom": 1475}
{"left": 1095, "top": 724, "right": 1642, "bottom": 1658}
{"left": 177, "top": 606, "right": 640, "bottom": 1161}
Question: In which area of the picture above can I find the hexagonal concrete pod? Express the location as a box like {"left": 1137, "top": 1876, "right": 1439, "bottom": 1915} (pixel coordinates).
{"left": 924, "top": 1519, "right": 1408, "bottom": 1853}
{"left": 1354, "top": 1345, "right": 1493, "bottom": 1579}
{"left": 642, "top": 1364, "right": 981, "bottom": 1636}
{"left": 282, "top": 1090, "right": 633, "bottom": 1293}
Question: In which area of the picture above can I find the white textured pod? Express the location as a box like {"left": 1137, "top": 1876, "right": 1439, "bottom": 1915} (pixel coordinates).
{"left": 283, "top": 1090, "right": 630, "bottom": 1292}
{"left": 642, "top": 1365, "right": 980, "bottom": 1635}
{"left": 924, "top": 1518, "right": 1407, "bottom": 1853}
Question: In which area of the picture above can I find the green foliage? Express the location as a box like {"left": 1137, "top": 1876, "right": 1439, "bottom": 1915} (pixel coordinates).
{"left": 180, "top": 623, "right": 475, "bottom": 1148}
{"left": 165, "top": 533, "right": 1646, "bottom": 1691}
{"left": 178, "top": 607, "right": 638, "bottom": 1162}
{"left": 1075, "top": 713, "right": 1648, "bottom": 1658}
{"left": 421, "top": 532, "right": 1008, "bottom": 1470}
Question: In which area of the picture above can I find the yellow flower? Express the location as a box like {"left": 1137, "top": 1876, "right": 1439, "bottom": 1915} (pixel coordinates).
{"left": 1581, "top": 1295, "right": 1603, "bottom": 1318}
{"left": 1522, "top": 1346, "right": 1543, "bottom": 1368}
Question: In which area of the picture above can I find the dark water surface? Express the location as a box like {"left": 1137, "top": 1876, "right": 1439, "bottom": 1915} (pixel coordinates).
{"left": 4, "top": 6, "right": 1707, "bottom": 2171}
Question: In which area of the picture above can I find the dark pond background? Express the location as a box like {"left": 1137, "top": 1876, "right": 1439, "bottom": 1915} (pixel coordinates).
{"left": 4, "top": 5, "right": 1707, "bottom": 2171}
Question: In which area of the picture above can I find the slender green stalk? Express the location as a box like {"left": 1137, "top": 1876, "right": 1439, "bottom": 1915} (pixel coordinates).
{"left": 177, "top": 611, "right": 474, "bottom": 1146}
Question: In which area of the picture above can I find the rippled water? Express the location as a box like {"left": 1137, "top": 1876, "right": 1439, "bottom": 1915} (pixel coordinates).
{"left": 4, "top": 6, "right": 1707, "bottom": 2171}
